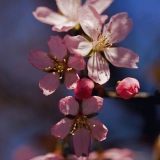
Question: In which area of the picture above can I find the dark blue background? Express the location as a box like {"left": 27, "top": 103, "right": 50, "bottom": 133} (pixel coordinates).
{"left": 0, "top": 0, "right": 160, "bottom": 159}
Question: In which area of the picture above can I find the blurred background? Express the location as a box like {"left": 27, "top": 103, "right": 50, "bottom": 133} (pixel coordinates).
{"left": 0, "top": 0, "right": 160, "bottom": 159}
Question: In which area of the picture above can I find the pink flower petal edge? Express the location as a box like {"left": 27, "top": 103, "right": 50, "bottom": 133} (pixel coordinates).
{"left": 67, "top": 55, "right": 86, "bottom": 71}
{"left": 64, "top": 70, "right": 80, "bottom": 90}
{"left": 59, "top": 96, "right": 79, "bottom": 115}
{"left": 32, "top": 6, "right": 68, "bottom": 26}
{"left": 87, "top": 52, "right": 110, "bottom": 84}
{"left": 28, "top": 50, "right": 53, "bottom": 70}
{"left": 64, "top": 35, "right": 92, "bottom": 56}
{"left": 51, "top": 118, "right": 74, "bottom": 139}
{"left": 39, "top": 73, "right": 60, "bottom": 96}
{"left": 85, "top": 0, "right": 113, "bottom": 14}
{"left": 47, "top": 36, "right": 67, "bottom": 62}
{"left": 88, "top": 118, "right": 108, "bottom": 141}
{"left": 104, "top": 47, "right": 139, "bottom": 68}
{"left": 82, "top": 96, "right": 103, "bottom": 115}
{"left": 73, "top": 128, "right": 91, "bottom": 157}
{"left": 78, "top": 5, "right": 102, "bottom": 40}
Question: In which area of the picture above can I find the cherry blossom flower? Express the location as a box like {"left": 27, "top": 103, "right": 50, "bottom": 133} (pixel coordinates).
{"left": 74, "top": 78, "right": 94, "bottom": 100}
{"left": 32, "top": 0, "right": 113, "bottom": 32}
{"left": 30, "top": 153, "right": 64, "bottom": 160}
{"left": 51, "top": 96, "right": 108, "bottom": 157}
{"left": 116, "top": 77, "right": 140, "bottom": 99}
{"left": 64, "top": 5, "right": 139, "bottom": 84}
{"left": 28, "top": 36, "right": 85, "bottom": 96}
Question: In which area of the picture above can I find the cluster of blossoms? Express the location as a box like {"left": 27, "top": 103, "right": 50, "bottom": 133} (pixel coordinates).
{"left": 29, "top": 0, "right": 140, "bottom": 159}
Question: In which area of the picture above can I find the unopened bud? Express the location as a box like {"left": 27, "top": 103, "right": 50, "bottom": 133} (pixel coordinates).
{"left": 74, "top": 78, "right": 94, "bottom": 100}
{"left": 116, "top": 77, "right": 140, "bottom": 99}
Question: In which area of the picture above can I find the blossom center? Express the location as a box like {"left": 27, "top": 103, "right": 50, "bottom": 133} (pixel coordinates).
{"left": 44, "top": 54, "right": 73, "bottom": 79}
{"left": 54, "top": 62, "right": 65, "bottom": 73}
{"left": 92, "top": 37, "right": 106, "bottom": 52}
{"left": 70, "top": 116, "right": 91, "bottom": 135}
{"left": 92, "top": 34, "right": 113, "bottom": 52}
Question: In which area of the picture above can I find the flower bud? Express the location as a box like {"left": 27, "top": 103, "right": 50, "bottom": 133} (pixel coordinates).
{"left": 116, "top": 77, "right": 140, "bottom": 99}
{"left": 74, "top": 78, "right": 94, "bottom": 100}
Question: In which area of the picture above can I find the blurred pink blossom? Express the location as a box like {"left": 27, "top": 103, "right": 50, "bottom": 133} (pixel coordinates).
{"left": 102, "top": 148, "right": 134, "bottom": 160}
{"left": 83, "top": 148, "right": 134, "bottom": 160}
{"left": 32, "top": 0, "right": 113, "bottom": 32}
{"left": 74, "top": 78, "right": 94, "bottom": 100}
{"left": 12, "top": 145, "right": 38, "bottom": 160}
{"left": 64, "top": 5, "right": 139, "bottom": 84}
{"left": 51, "top": 96, "right": 107, "bottom": 157}
{"left": 116, "top": 77, "right": 140, "bottom": 99}
{"left": 28, "top": 36, "right": 85, "bottom": 96}
{"left": 30, "top": 153, "right": 64, "bottom": 160}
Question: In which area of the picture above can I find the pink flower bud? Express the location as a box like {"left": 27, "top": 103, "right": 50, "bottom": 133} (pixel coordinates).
{"left": 74, "top": 78, "right": 94, "bottom": 100}
{"left": 116, "top": 77, "right": 140, "bottom": 99}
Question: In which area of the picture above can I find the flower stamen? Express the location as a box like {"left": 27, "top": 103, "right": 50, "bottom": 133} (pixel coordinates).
{"left": 70, "top": 116, "right": 91, "bottom": 136}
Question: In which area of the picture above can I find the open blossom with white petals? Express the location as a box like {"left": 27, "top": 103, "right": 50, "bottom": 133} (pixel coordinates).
{"left": 64, "top": 5, "right": 139, "bottom": 84}
{"left": 51, "top": 96, "right": 108, "bottom": 157}
{"left": 28, "top": 36, "right": 85, "bottom": 96}
{"left": 32, "top": 0, "right": 113, "bottom": 32}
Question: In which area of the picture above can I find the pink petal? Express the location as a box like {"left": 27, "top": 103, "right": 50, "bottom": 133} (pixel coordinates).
{"left": 51, "top": 118, "right": 74, "bottom": 139}
{"left": 30, "top": 153, "right": 64, "bottom": 160}
{"left": 28, "top": 50, "right": 53, "bottom": 70}
{"left": 64, "top": 35, "right": 92, "bottom": 56}
{"left": 87, "top": 52, "right": 110, "bottom": 84}
{"left": 103, "top": 12, "right": 133, "bottom": 43}
{"left": 64, "top": 70, "right": 79, "bottom": 90}
{"left": 32, "top": 6, "right": 68, "bottom": 25}
{"left": 85, "top": 0, "right": 113, "bottom": 14}
{"left": 39, "top": 73, "right": 60, "bottom": 96}
{"left": 47, "top": 36, "right": 67, "bottom": 62}
{"left": 88, "top": 151, "right": 99, "bottom": 159}
{"left": 67, "top": 55, "right": 86, "bottom": 71}
{"left": 56, "top": 0, "right": 80, "bottom": 20}
{"left": 88, "top": 118, "right": 108, "bottom": 141}
{"left": 59, "top": 96, "right": 79, "bottom": 115}
{"left": 103, "top": 148, "right": 134, "bottom": 160}
{"left": 100, "top": 15, "right": 108, "bottom": 23}
{"left": 78, "top": 5, "right": 102, "bottom": 40}
{"left": 52, "top": 20, "right": 77, "bottom": 32}
{"left": 104, "top": 47, "right": 139, "bottom": 68}
{"left": 72, "top": 127, "right": 91, "bottom": 157}
{"left": 82, "top": 96, "right": 103, "bottom": 115}
{"left": 66, "top": 155, "right": 80, "bottom": 160}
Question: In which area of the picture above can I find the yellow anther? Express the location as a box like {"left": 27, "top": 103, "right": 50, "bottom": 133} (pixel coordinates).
{"left": 67, "top": 68, "right": 72, "bottom": 71}
{"left": 45, "top": 67, "right": 50, "bottom": 71}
